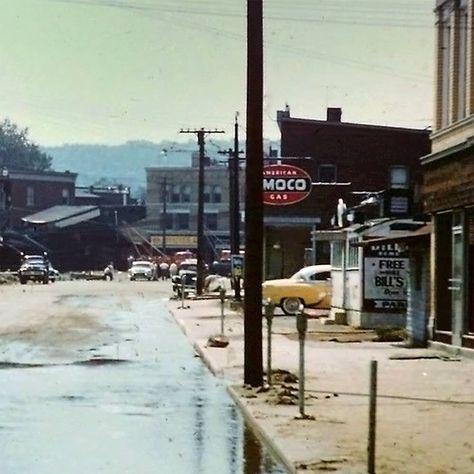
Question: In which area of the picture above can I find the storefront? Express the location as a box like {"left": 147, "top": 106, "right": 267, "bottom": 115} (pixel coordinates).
{"left": 422, "top": 150, "right": 474, "bottom": 350}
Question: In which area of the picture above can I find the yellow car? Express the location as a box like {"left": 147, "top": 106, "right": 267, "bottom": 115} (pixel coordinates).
{"left": 262, "top": 265, "right": 332, "bottom": 315}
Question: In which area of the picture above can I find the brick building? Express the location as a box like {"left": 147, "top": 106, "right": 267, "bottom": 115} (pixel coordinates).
{"left": 264, "top": 106, "right": 431, "bottom": 279}
{"left": 0, "top": 168, "right": 77, "bottom": 228}
{"left": 421, "top": 0, "right": 474, "bottom": 351}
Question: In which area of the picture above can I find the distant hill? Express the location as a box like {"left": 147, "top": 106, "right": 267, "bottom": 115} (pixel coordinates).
{"left": 43, "top": 139, "right": 280, "bottom": 197}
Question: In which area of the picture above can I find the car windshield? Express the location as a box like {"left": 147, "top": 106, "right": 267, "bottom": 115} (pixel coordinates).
{"left": 132, "top": 263, "right": 152, "bottom": 269}
{"left": 24, "top": 259, "right": 45, "bottom": 266}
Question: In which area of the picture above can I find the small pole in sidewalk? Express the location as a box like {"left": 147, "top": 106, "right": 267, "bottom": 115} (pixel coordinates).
{"left": 179, "top": 279, "right": 189, "bottom": 309}
{"left": 368, "top": 360, "right": 378, "bottom": 474}
{"left": 295, "top": 305, "right": 314, "bottom": 420}
{"left": 219, "top": 287, "right": 226, "bottom": 335}
{"left": 263, "top": 299, "right": 275, "bottom": 386}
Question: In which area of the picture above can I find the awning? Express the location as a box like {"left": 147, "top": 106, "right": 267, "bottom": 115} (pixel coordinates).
{"left": 22, "top": 205, "right": 100, "bottom": 228}
{"left": 353, "top": 223, "right": 432, "bottom": 247}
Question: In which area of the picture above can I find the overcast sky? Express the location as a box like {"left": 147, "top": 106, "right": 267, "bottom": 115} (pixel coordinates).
{"left": 1, "top": 0, "right": 434, "bottom": 146}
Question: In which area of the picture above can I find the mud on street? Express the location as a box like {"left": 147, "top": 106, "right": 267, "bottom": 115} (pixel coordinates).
{"left": 0, "top": 278, "right": 285, "bottom": 474}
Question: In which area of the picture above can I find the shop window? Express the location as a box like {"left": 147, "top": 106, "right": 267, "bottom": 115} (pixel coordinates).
{"left": 319, "top": 164, "right": 336, "bottom": 183}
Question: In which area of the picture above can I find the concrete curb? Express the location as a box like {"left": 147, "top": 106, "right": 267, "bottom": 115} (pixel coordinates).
{"left": 227, "top": 385, "right": 297, "bottom": 474}
{"left": 169, "top": 304, "right": 296, "bottom": 472}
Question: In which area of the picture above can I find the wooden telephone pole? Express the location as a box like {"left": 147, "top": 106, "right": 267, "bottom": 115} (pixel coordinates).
{"left": 180, "top": 128, "right": 224, "bottom": 296}
{"left": 244, "top": 0, "right": 264, "bottom": 387}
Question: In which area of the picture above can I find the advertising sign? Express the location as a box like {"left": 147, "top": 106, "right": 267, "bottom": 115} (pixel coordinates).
{"left": 363, "top": 243, "right": 409, "bottom": 312}
{"left": 150, "top": 235, "right": 198, "bottom": 247}
{"left": 263, "top": 164, "right": 312, "bottom": 205}
{"left": 231, "top": 254, "right": 244, "bottom": 278}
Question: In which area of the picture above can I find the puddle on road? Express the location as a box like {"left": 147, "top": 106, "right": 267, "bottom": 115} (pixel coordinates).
{"left": 0, "top": 298, "right": 287, "bottom": 474}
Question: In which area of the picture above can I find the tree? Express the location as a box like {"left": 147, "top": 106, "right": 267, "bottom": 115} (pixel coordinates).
{"left": 0, "top": 119, "right": 52, "bottom": 171}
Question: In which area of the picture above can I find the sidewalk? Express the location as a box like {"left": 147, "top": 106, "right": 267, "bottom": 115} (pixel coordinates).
{"left": 167, "top": 296, "right": 474, "bottom": 474}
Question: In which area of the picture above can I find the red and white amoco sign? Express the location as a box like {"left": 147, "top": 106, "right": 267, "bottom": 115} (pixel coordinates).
{"left": 263, "top": 164, "right": 312, "bottom": 205}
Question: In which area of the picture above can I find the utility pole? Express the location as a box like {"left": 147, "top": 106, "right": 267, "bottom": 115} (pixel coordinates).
{"left": 161, "top": 177, "right": 168, "bottom": 255}
{"left": 180, "top": 128, "right": 224, "bottom": 296}
{"left": 218, "top": 113, "right": 243, "bottom": 301}
{"left": 244, "top": 0, "right": 264, "bottom": 387}
{"left": 232, "top": 113, "right": 242, "bottom": 300}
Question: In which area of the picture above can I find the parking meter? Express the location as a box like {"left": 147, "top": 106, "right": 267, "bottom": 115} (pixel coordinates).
{"left": 263, "top": 299, "right": 275, "bottom": 386}
{"left": 219, "top": 287, "right": 226, "bottom": 335}
{"left": 296, "top": 304, "right": 311, "bottom": 418}
{"left": 296, "top": 306, "right": 307, "bottom": 336}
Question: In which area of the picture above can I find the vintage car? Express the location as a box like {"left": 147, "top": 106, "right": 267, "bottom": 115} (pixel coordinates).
{"left": 128, "top": 260, "right": 156, "bottom": 281}
{"left": 17, "top": 254, "right": 50, "bottom": 285}
{"left": 262, "top": 264, "right": 332, "bottom": 315}
{"left": 171, "top": 259, "right": 198, "bottom": 296}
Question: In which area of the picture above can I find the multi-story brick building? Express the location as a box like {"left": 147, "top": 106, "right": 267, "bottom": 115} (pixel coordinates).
{"left": 265, "top": 106, "right": 431, "bottom": 278}
{"left": 422, "top": 0, "right": 474, "bottom": 350}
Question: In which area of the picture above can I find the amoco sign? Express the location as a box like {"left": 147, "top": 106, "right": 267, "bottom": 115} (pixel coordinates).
{"left": 263, "top": 164, "right": 312, "bottom": 205}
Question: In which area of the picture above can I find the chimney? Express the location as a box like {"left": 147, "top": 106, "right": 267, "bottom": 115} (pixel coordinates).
{"left": 326, "top": 107, "right": 342, "bottom": 123}
{"left": 276, "top": 103, "right": 291, "bottom": 127}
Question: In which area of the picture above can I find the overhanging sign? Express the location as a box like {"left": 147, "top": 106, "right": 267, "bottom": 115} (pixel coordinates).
{"left": 263, "top": 164, "right": 312, "bottom": 205}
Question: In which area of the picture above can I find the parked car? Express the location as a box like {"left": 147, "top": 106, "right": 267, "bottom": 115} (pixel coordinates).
{"left": 129, "top": 260, "right": 156, "bottom": 281}
{"left": 262, "top": 264, "right": 332, "bottom": 315}
{"left": 17, "top": 254, "right": 50, "bottom": 285}
{"left": 172, "top": 259, "right": 198, "bottom": 296}
{"left": 48, "top": 264, "right": 60, "bottom": 282}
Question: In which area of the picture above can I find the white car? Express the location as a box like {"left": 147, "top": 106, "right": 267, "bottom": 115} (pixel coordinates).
{"left": 128, "top": 261, "right": 155, "bottom": 281}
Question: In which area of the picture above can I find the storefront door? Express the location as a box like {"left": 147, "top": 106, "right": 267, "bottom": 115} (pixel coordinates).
{"left": 450, "top": 219, "right": 465, "bottom": 347}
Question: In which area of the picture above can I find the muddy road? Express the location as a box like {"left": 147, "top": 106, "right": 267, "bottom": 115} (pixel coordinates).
{"left": 0, "top": 279, "right": 285, "bottom": 474}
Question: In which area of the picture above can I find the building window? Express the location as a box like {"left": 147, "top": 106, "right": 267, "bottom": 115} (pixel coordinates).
{"left": 62, "top": 188, "right": 70, "bottom": 205}
{"left": 26, "top": 186, "right": 35, "bottom": 207}
{"left": 319, "top": 164, "right": 336, "bottom": 183}
{"left": 181, "top": 185, "right": 191, "bottom": 203}
{"left": 204, "top": 185, "right": 211, "bottom": 203}
{"left": 440, "top": 6, "right": 452, "bottom": 127}
{"left": 331, "top": 241, "right": 344, "bottom": 269}
{"left": 390, "top": 166, "right": 408, "bottom": 189}
{"left": 171, "top": 185, "right": 180, "bottom": 203}
{"left": 347, "top": 239, "right": 359, "bottom": 268}
{"left": 205, "top": 212, "right": 218, "bottom": 230}
{"left": 176, "top": 212, "right": 190, "bottom": 230}
{"left": 161, "top": 212, "right": 173, "bottom": 230}
{"left": 212, "top": 185, "right": 222, "bottom": 203}
{"left": 457, "top": 0, "right": 468, "bottom": 120}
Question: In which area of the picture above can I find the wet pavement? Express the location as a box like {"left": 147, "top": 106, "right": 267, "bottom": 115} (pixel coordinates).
{"left": 0, "top": 282, "right": 286, "bottom": 474}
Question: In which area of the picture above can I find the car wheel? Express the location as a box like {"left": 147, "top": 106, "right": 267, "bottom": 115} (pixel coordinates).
{"left": 281, "top": 297, "right": 303, "bottom": 315}
{"left": 20, "top": 278, "right": 26, "bottom": 285}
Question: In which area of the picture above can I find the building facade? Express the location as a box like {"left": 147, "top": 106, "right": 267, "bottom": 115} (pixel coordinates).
{"left": 145, "top": 152, "right": 245, "bottom": 260}
{"left": 266, "top": 107, "right": 431, "bottom": 278}
{"left": 421, "top": 0, "right": 474, "bottom": 350}
{"left": 0, "top": 168, "right": 77, "bottom": 228}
